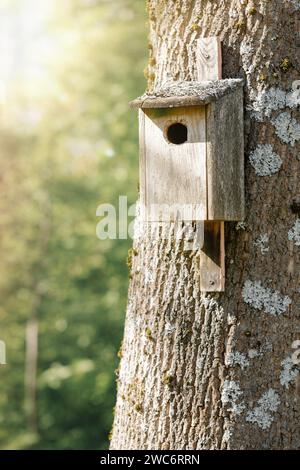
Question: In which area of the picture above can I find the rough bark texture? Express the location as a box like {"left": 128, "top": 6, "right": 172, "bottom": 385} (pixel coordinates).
{"left": 111, "top": 0, "right": 300, "bottom": 450}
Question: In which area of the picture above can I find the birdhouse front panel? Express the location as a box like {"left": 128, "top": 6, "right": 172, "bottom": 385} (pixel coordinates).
{"left": 139, "top": 106, "right": 207, "bottom": 222}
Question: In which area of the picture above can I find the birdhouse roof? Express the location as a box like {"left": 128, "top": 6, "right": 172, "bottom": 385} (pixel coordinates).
{"left": 129, "top": 78, "right": 244, "bottom": 108}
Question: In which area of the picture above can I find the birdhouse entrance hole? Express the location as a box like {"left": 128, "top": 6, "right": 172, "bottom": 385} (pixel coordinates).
{"left": 166, "top": 122, "right": 188, "bottom": 145}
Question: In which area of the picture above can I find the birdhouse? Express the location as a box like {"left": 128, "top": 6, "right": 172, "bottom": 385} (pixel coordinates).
{"left": 129, "top": 36, "right": 245, "bottom": 292}
{"left": 130, "top": 79, "right": 245, "bottom": 223}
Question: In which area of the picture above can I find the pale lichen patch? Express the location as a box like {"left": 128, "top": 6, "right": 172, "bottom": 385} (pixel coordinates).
{"left": 271, "top": 112, "right": 300, "bottom": 146}
{"left": 288, "top": 219, "right": 300, "bottom": 246}
{"left": 201, "top": 294, "right": 222, "bottom": 313}
{"left": 254, "top": 234, "right": 269, "bottom": 255}
{"left": 144, "top": 269, "right": 155, "bottom": 284}
{"left": 196, "top": 436, "right": 209, "bottom": 450}
{"left": 248, "top": 87, "right": 287, "bottom": 121}
{"left": 229, "top": 9, "right": 238, "bottom": 18}
{"left": 248, "top": 341, "right": 272, "bottom": 360}
{"left": 249, "top": 144, "right": 282, "bottom": 176}
{"left": 240, "top": 39, "right": 254, "bottom": 66}
{"left": 235, "top": 221, "right": 247, "bottom": 231}
{"left": 280, "top": 356, "right": 300, "bottom": 389}
{"left": 222, "top": 428, "right": 233, "bottom": 443}
{"left": 225, "top": 352, "right": 250, "bottom": 370}
{"left": 246, "top": 389, "right": 280, "bottom": 430}
{"left": 242, "top": 280, "right": 291, "bottom": 315}
{"left": 248, "top": 349, "right": 260, "bottom": 359}
{"left": 164, "top": 322, "right": 176, "bottom": 335}
{"left": 221, "top": 380, "right": 245, "bottom": 415}
{"left": 248, "top": 86, "right": 300, "bottom": 121}
{"left": 289, "top": 0, "right": 300, "bottom": 11}
{"left": 286, "top": 87, "right": 300, "bottom": 109}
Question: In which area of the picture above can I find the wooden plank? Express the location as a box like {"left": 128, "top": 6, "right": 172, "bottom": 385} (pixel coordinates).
{"left": 140, "top": 106, "right": 207, "bottom": 222}
{"left": 138, "top": 109, "right": 147, "bottom": 222}
{"left": 196, "top": 37, "right": 222, "bottom": 81}
{"left": 206, "top": 88, "right": 245, "bottom": 220}
{"left": 196, "top": 36, "right": 225, "bottom": 292}
{"left": 129, "top": 79, "right": 243, "bottom": 108}
{"left": 199, "top": 221, "right": 225, "bottom": 291}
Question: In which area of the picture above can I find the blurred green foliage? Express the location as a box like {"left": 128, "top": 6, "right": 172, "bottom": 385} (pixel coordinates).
{"left": 0, "top": 0, "right": 147, "bottom": 449}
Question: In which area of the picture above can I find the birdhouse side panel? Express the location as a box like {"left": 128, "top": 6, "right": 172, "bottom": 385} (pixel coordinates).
{"left": 139, "top": 107, "right": 207, "bottom": 222}
{"left": 206, "top": 87, "right": 245, "bottom": 221}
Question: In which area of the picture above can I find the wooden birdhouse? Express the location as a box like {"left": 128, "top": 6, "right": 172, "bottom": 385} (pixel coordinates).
{"left": 130, "top": 79, "right": 244, "bottom": 222}
{"left": 129, "top": 37, "right": 245, "bottom": 292}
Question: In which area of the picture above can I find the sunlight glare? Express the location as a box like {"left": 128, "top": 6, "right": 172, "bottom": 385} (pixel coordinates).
{"left": 0, "top": 0, "right": 58, "bottom": 100}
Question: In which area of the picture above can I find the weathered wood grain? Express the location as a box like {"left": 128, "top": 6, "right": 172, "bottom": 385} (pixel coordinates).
{"left": 206, "top": 87, "right": 245, "bottom": 221}
{"left": 139, "top": 106, "right": 207, "bottom": 222}
{"left": 197, "top": 36, "right": 225, "bottom": 292}
{"left": 196, "top": 37, "right": 222, "bottom": 81}
{"left": 199, "top": 221, "right": 225, "bottom": 291}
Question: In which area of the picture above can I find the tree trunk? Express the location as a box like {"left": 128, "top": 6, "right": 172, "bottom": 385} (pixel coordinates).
{"left": 24, "top": 315, "right": 39, "bottom": 435}
{"left": 111, "top": 0, "right": 300, "bottom": 450}
{"left": 24, "top": 194, "right": 52, "bottom": 437}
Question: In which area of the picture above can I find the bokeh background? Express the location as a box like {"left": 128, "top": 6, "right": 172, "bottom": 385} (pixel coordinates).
{"left": 0, "top": 0, "right": 147, "bottom": 449}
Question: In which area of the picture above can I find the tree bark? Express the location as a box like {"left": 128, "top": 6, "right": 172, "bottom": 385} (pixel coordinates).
{"left": 111, "top": 0, "right": 300, "bottom": 450}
